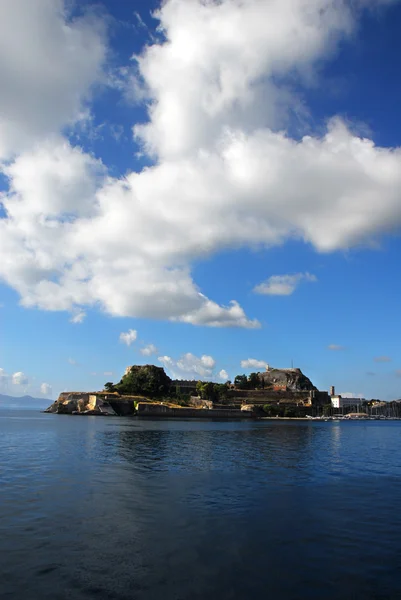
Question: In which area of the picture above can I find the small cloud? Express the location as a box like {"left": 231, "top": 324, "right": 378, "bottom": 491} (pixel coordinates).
{"left": 254, "top": 272, "right": 317, "bottom": 296}
{"left": 176, "top": 299, "right": 260, "bottom": 329}
{"left": 103, "top": 371, "right": 113, "bottom": 376}
{"left": 134, "top": 11, "right": 147, "bottom": 30}
{"left": 374, "top": 356, "right": 391, "bottom": 363}
{"left": 366, "top": 371, "right": 375, "bottom": 376}
{"left": 240, "top": 358, "right": 268, "bottom": 370}
{"left": 140, "top": 344, "right": 158, "bottom": 356}
{"left": 70, "top": 310, "right": 86, "bottom": 324}
{"left": 40, "top": 383, "right": 52, "bottom": 396}
{"left": 218, "top": 369, "right": 229, "bottom": 381}
{"left": 158, "top": 353, "right": 216, "bottom": 380}
{"left": 68, "top": 358, "right": 78, "bottom": 366}
{"left": 119, "top": 329, "right": 138, "bottom": 346}
{"left": 395, "top": 370, "right": 401, "bottom": 378}
{"left": 327, "top": 344, "right": 345, "bottom": 351}
{"left": 12, "top": 371, "right": 29, "bottom": 385}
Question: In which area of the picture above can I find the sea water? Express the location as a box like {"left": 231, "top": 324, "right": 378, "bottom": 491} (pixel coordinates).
{"left": 1, "top": 410, "right": 400, "bottom": 600}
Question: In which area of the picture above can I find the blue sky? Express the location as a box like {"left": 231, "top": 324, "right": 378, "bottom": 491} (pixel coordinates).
{"left": 1, "top": 0, "right": 401, "bottom": 401}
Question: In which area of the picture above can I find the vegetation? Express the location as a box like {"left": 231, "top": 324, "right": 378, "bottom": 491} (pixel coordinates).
{"left": 234, "top": 374, "right": 248, "bottom": 389}
{"left": 105, "top": 365, "right": 172, "bottom": 398}
{"left": 284, "top": 407, "right": 297, "bottom": 418}
{"left": 233, "top": 372, "right": 263, "bottom": 390}
{"left": 104, "top": 382, "right": 117, "bottom": 392}
{"left": 102, "top": 364, "right": 322, "bottom": 418}
{"left": 248, "top": 372, "right": 261, "bottom": 389}
{"left": 262, "top": 403, "right": 306, "bottom": 418}
{"left": 196, "top": 381, "right": 228, "bottom": 402}
{"left": 263, "top": 404, "right": 277, "bottom": 417}
{"left": 173, "top": 386, "right": 191, "bottom": 406}
{"left": 323, "top": 404, "right": 332, "bottom": 417}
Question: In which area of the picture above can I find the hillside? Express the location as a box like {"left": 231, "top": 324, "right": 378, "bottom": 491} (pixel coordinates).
{"left": 0, "top": 394, "right": 51, "bottom": 408}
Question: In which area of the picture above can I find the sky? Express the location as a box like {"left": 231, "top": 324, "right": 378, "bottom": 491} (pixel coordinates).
{"left": 1, "top": 0, "right": 401, "bottom": 401}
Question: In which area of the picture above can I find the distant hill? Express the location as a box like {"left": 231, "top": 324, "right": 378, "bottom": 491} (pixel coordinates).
{"left": 0, "top": 393, "right": 51, "bottom": 408}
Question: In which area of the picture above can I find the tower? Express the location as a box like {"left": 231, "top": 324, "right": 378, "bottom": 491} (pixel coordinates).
{"left": 330, "top": 385, "right": 335, "bottom": 397}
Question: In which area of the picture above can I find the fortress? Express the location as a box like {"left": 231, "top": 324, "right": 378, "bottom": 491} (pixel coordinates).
{"left": 45, "top": 363, "right": 330, "bottom": 417}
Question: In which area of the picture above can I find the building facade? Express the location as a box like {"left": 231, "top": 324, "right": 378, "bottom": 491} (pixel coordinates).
{"left": 331, "top": 395, "right": 365, "bottom": 409}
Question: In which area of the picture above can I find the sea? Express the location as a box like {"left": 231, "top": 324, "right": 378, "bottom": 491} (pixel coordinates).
{"left": 1, "top": 409, "right": 401, "bottom": 600}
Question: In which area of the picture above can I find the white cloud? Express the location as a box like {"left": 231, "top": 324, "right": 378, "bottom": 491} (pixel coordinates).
{"left": 0, "top": 368, "right": 30, "bottom": 390}
{"left": 133, "top": 0, "right": 354, "bottom": 159}
{"left": 40, "top": 382, "right": 52, "bottom": 396}
{"left": 240, "top": 358, "right": 269, "bottom": 370}
{"left": 104, "top": 371, "right": 114, "bottom": 376}
{"left": 68, "top": 358, "right": 78, "bottom": 366}
{"left": 173, "top": 299, "right": 260, "bottom": 328}
{"left": 328, "top": 344, "right": 345, "bottom": 351}
{"left": 218, "top": 369, "right": 229, "bottom": 381}
{"left": 12, "top": 371, "right": 29, "bottom": 385}
{"left": 0, "top": 0, "right": 106, "bottom": 160}
{"left": 1, "top": 0, "right": 401, "bottom": 328}
{"left": 119, "top": 329, "right": 138, "bottom": 346}
{"left": 70, "top": 310, "right": 86, "bottom": 324}
{"left": 254, "top": 273, "right": 317, "bottom": 296}
{"left": 140, "top": 344, "right": 158, "bottom": 356}
{"left": 0, "top": 368, "right": 8, "bottom": 385}
{"left": 374, "top": 356, "right": 392, "bottom": 362}
{"left": 158, "top": 353, "right": 216, "bottom": 380}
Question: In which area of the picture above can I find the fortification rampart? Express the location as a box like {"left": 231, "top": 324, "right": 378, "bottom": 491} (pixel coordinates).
{"left": 136, "top": 403, "right": 253, "bottom": 419}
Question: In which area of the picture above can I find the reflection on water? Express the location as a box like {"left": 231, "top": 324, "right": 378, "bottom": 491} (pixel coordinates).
{"left": 1, "top": 412, "right": 401, "bottom": 600}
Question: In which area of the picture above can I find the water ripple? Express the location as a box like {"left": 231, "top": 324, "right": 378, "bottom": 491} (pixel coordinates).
{"left": 1, "top": 411, "right": 401, "bottom": 600}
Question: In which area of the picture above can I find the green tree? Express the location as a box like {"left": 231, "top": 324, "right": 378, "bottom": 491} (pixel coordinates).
{"left": 284, "top": 407, "right": 296, "bottom": 418}
{"left": 263, "top": 404, "right": 277, "bottom": 416}
{"left": 218, "top": 383, "right": 228, "bottom": 400}
{"left": 116, "top": 365, "right": 171, "bottom": 397}
{"left": 234, "top": 374, "right": 248, "bottom": 389}
{"left": 196, "top": 381, "right": 213, "bottom": 399}
{"left": 213, "top": 383, "right": 229, "bottom": 402}
{"left": 203, "top": 382, "right": 215, "bottom": 400}
{"left": 248, "top": 372, "right": 260, "bottom": 389}
{"left": 104, "top": 382, "right": 116, "bottom": 392}
{"left": 196, "top": 381, "right": 207, "bottom": 399}
{"left": 196, "top": 381, "right": 228, "bottom": 402}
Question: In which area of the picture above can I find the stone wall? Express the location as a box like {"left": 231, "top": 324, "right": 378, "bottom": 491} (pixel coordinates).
{"left": 226, "top": 388, "right": 330, "bottom": 406}
{"left": 136, "top": 403, "right": 253, "bottom": 419}
{"left": 227, "top": 389, "right": 313, "bottom": 404}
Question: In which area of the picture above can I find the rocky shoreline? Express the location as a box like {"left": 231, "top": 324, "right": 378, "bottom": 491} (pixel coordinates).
{"left": 44, "top": 394, "right": 254, "bottom": 419}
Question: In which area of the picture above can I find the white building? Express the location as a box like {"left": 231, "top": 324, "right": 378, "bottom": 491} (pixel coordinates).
{"left": 331, "top": 395, "right": 365, "bottom": 409}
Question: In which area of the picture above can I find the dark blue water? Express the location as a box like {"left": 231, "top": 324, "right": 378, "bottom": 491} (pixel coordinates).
{"left": 1, "top": 411, "right": 401, "bottom": 600}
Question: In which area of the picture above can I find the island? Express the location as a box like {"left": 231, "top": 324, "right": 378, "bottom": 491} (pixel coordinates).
{"left": 44, "top": 363, "right": 335, "bottom": 418}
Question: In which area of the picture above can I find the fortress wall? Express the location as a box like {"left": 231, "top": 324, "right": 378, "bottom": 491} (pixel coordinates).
{"left": 136, "top": 403, "right": 253, "bottom": 419}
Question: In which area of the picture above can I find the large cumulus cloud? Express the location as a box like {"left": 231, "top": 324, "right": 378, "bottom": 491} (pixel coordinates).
{"left": 1, "top": 0, "right": 401, "bottom": 327}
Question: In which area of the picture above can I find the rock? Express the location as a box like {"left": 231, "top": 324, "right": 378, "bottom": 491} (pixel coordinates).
{"left": 56, "top": 399, "right": 78, "bottom": 414}
{"left": 258, "top": 367, "right": 317, "bottom": 391}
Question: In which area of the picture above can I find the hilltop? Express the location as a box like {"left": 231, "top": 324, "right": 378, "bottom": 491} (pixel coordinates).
{"left": 0, "top": 393, "right": 51, "bottom": 408}
{"left": 257, "top": 366, "right": 317, "bottom": 391}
